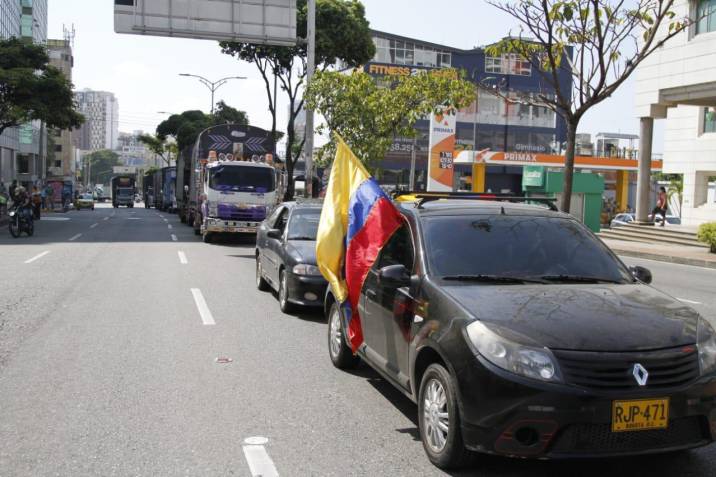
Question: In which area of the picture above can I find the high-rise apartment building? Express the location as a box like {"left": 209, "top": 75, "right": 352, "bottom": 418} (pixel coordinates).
{"left": 73, "top": 90, "right": 120, "bottom": 151}
{"left": 0, "top": 0, "right": 22, "bottom": 187}
{"left": 48, "top": 37, "right": 76, "bottom": 182}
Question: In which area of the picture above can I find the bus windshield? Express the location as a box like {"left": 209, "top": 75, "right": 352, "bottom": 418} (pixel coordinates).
{"left": 209, "top": 165, "right": 275, "bottom": 193}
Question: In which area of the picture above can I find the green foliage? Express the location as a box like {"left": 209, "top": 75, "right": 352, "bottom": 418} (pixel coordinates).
{"left": 156, "top": 104, "right": 249, "bottom": 152}
{"left": 220, "top": 0, "right": 375, "bottom": 200}
{"left": 84, "top": 150, "right": 121, "bottom": 185}
{"left": 697, "top": 222, "right": 716, "bottom": 253}
{"left": 305, "top": 70, "right": 475, "bottom": 169}
{"left": 138, "top": 134, "right": 178, "bottom": 166}
{"left": 485, "top": 0, "right": 691, "bottom": 213}
{"left": 0, "top": 38, "right": 84, "bottom": 136}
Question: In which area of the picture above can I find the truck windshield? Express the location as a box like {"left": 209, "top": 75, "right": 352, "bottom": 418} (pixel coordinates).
{"left": 422, "top": 215, "right": 632, "bottom": 283}
{"left": 209, "top": 165, "right": 275, "bottom": 193}
{"left": 118, "top": 189, "right": 133, "bottom": 197}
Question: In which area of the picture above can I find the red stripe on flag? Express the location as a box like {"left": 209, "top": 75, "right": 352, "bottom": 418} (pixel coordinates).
{"left": 344, "top": 197, "right": 403, "bottom": 352}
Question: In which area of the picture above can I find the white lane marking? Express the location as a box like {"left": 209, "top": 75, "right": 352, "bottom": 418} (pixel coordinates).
{"left": 25, "top": 251, "right": 50, "bottom": 264}
{"left": 178, "top": 251, "right": 188, "bottom": 264}
{"left": 103, "top": 217, "right": 109, "bottom": 221}
{"left": 190, "top": 289, "right": 215, "bottom": 325}
{"left": 677, "top": 298, "right": 702, "bottom": 305}
{"left": 68, "top": 233, "right": 82, "bottom": 242}
{"left": 242, "top": 437, "right": 278, "bottom": 477}
{"left": 39, "top": 217, "right": 70, "bottom": 221}
{"left": 89, "top": 223, "right": 98, "bottom": 229}
{"left": 171, "top": 234, "right": 178, "bottom": 242}
{"left": 159, "top": 215, "right": 164, "bottom": 219}
{"left": 168, "top": 224, "right": 173, "bottom": 229}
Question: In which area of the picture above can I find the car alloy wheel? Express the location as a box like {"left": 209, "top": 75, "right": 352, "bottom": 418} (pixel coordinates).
{"left": 278, "top": 270, "right": 293, "bottom": 313}
{"left": 422, "top": 378, "right": 449, "bottom": 453}
{"left": 327, "top": 301, "right": 359, "bottom": 369}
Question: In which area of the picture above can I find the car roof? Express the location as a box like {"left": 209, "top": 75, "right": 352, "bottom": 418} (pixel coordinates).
{"left": 397, "top": 199, "right": 570, "bottom": 219}
{"left": 280, "top": 200, "right": 324, "bottom": 210}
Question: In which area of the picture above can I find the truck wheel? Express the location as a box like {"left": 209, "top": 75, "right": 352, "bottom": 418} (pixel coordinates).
{"left": 203, "top": 232, "right": 213, "bottom": 243}
{"left": 327, "top": 301, "right": 360, "bottom": 369}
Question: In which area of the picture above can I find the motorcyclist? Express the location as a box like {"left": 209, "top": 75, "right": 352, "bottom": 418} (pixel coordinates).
{"left": 12, "top": 186, "right": 33, "bottom": 223}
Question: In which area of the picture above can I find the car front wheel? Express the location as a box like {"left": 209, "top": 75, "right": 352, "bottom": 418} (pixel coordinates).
{"left": 256, "top": 255, "right": 270, "bottom": 291}
{"left": 418, "top": 363, "right": 474, "bottom": 470}
{"left": 327, "top": 300, "right": 359, "bottom": 369}
{"left": 278, "top": 269, "right": 294, "bottom": 313}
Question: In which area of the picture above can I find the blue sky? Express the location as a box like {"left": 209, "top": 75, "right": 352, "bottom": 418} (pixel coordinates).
{"left": 48, "top": 0, "right": 663, "bottom": 151}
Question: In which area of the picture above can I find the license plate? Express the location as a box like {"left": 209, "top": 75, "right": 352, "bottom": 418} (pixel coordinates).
{"left": 612, "top": 398, "right": 669, "bottom": 432}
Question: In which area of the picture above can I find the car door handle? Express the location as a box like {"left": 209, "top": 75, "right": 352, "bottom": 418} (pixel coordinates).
{"left": 365, "top": 289, "right": 377, "bottom": 298}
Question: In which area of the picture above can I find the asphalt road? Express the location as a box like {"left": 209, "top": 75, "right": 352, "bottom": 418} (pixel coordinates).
{"left": 1, "top": 204, "right": 715, "bottom": 476}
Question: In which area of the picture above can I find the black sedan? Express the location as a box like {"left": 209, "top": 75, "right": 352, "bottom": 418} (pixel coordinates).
{"left": 325, "top": 195, "right": 716, "bottom": 470}
{"left": 256, "top": 201, "right": 327, "bottom": 312}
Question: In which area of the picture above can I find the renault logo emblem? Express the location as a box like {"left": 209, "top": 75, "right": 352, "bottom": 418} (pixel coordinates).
{"left": 633, "top": 363, "right": 649, "bottom": 386}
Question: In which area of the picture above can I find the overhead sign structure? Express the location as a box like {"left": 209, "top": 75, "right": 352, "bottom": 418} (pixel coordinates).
{"left": 427, "top": 108, "right": 457, "bottom": 192}
{"left": 114, "top": 0, "right": 297, "bottom": 46}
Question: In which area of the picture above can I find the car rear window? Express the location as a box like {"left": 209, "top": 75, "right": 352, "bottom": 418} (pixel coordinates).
{"left": 422, "top": 215, "right": 631, "bottom": 282}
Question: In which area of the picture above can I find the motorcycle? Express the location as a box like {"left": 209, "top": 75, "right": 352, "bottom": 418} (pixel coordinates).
{"left": 8, "top": 205, "right": 34, "bottom": 238}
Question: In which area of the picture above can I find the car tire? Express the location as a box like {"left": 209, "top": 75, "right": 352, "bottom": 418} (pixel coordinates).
{"left": 256, "top": 255, "right": 270, "bottom": 291}
{"left": 418, "top": 363, "right": 475, "bottom": 470}
{"left": 327, "top": 300, "right": 360, "bottom": 369}
{"left": 278, "top": 269, "right": 294, "bottom": 313}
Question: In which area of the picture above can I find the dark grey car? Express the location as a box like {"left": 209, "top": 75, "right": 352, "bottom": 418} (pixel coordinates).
{"left": 256, "top": 201, "right": 327, "bottom": 312}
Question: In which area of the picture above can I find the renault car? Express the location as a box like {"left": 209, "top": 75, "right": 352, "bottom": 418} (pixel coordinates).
{"left": 325, "top": 194, "right": 716, "bottom": 469}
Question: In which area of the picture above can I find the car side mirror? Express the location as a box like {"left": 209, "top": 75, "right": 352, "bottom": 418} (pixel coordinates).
{"left": 378, "top": 264, "right": 411, "bottom": 287}
{"left": 267, "top": 228, "right": 283, "bottom": 240}
{"left": 630, "top": 266, "right": 652, "bottom": 284}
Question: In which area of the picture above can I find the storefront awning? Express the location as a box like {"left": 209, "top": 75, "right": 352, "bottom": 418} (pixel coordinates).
{"left": 454, "top": 150, "right": 662, "bottom": 171}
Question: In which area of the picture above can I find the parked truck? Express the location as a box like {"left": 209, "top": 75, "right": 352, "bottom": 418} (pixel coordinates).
{"left": 111, "top": 175, "right": 136, "bottom": 208}
{"left": 177, "top": 124, "right": 278, "bottom": 243}
{"left": 160, "top": 166, "right": 177, "bottom": 212}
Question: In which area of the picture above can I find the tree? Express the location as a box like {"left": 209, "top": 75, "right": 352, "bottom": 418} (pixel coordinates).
{"left": 305, "top": 70, "right": 475, "bottom": 168}
{"left": 138, "top": 133, "right": 178, "bottom": 166}
{"left": 484, "top": 0, "right": 696, "bottom": 213}
{"left": 0, "top": 38, "right": 84, "bottom": 136}
{"left": 156, "top": 105, "right": 249, "bottom": 152}
{"left": 220, "top": 0, "right": 375, "bottom": 200}
{"left": 84, "top": 149, "right": 121, "bottom": 185}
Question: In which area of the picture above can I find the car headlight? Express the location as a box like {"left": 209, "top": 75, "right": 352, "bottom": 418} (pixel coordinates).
{"left": 293, "top": 264, "right": 322, "bottom": 276}
{"left": 697, "top": 318, "right": 716, "bottom": 375}
{"left": 466, "top": 321, "right": 562, "bottom": 383}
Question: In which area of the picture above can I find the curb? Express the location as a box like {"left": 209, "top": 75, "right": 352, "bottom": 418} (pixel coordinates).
{"left": 613, "top": 248, "right": 716, "bottom": 270}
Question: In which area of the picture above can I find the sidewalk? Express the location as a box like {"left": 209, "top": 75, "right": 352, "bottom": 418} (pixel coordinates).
{"left": 602, "top": 237, "right": 716, "bottom": 269}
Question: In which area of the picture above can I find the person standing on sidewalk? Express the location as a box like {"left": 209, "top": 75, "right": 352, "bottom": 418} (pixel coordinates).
{"left": 31, "top": 186, "right": 42, "bottom": 220}
{"left": 652, "top": 186, "right": 668, "bottom": 227}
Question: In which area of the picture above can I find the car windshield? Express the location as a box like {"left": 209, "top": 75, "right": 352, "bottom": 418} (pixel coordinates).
{"left": 209, "top": 165, "right": 275, "bottom": 193}
{"left": 422, "top": 215, "right": 632, "bottom": 283}
{"left": 286, "top": 208, "right": 321, "bottom": 241}
{"left": 81, "top": 194, "right": 93, "bottom": 200}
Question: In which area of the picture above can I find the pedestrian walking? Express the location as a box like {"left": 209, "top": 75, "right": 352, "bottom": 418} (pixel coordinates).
{"left": 652, "top": 186, "right": 668, "bottom": 227}
{"left": 44, "top": 184, "right": 54, "bottom": 211}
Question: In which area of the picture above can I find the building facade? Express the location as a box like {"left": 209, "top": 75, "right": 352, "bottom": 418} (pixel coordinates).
{"left": 364, "top": 30, "right": 571, "bottom": 193}
{"left": 0, "top": 0, "right": 48, "bottom": 189}
{"left": 73, "top": 89, "right": 120, "bottom": 151}
{"left": 635, "top": 0, "right": 716, "bottom": 226}
{"left": 47, "top": 38, "right": 77, "bottom": 184}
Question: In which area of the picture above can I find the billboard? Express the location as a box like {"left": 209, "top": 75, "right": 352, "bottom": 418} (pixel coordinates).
{"left": 427, "top": 108, "right": 456, "bottom": 192}
{"left": 114, "top": 0, "right": 297, "bottom": 46}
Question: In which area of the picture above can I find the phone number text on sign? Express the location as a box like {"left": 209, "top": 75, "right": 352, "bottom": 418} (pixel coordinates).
{"left": 439, "top": 151, "right": 453, "bottom": 170}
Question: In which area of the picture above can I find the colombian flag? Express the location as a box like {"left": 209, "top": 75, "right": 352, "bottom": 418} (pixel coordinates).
{"left": 316, "top": 137, "right": 403, "bottom": 353}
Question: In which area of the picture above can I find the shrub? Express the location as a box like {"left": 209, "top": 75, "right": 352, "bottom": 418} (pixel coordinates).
{"left": 697, "top": 222, "right": 716, "bottom": 253}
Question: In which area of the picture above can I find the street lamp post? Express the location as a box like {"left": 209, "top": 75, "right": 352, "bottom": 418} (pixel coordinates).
{"left": 178, "top": 74, "right": 247, "bottom": 114}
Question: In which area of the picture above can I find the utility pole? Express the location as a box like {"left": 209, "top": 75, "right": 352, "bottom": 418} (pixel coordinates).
{"left": 303, "top": 0, "right": 316, "bottom": 198}
{"left": 409, "top": 137, "right": 417, "bottom": 191}
{"left": 179, "top": 74, "right": 246, "bottom": 115}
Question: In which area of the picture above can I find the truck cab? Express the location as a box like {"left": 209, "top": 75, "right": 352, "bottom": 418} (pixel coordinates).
{"left": 197, "top": 160, "right": 278, "bottom": 243}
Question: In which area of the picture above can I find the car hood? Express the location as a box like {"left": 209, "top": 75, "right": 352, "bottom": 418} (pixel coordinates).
{"left": 285, "top": 240, "right": 317, "bottom": 264}
{"left": 443, "top": 284, "right": 699, "bottom": 351}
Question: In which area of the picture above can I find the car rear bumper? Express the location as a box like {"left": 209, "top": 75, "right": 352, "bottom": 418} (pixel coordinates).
{"left": 455, "top": 358, "right": 716, "bottom": 458}
{"left": 286, "top": 273, "right": 327, "bottom": 307}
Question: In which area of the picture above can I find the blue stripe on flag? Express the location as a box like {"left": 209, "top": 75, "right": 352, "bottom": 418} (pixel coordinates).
{"left": 347, "top": 178, "right": 386, "bottom": 244}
